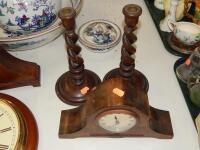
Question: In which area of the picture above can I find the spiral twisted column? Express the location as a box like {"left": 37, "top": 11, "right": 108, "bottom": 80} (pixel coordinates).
{"left": 104, "top": 4, "right": 149, "bottom": 92}
{"left": 55, "top": 7, "right": 101, "bottom": 106}
{"left": 119, "top": 22, "right": 137, "bottom": 77}
{"left": 58, "top": 7, "right": 84, "bottom": 85}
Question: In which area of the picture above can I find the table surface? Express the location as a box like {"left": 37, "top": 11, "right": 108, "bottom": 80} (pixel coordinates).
{"left": 2, "top": 0, "right": 199, "bottom": 150}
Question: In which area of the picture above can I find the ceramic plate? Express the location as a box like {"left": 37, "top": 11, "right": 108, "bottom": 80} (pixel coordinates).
{"left": 78, "top": 20, "right": 121, "bottom": 53}
{"left": 0, "top": 0, "right": 82, "bottom": 51}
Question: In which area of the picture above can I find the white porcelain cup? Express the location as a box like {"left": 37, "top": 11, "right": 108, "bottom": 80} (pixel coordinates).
{"left": 168, "top": 20, "right": 200, "bottom": 45}
{"left": 0, "top": 0, "right": 61, "bottom": 34}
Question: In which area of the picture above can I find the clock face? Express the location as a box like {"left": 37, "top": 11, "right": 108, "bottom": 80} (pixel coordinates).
{"left": 97, "top": 110, "right": 137, "bottom": 133}
{"left": 0, "top": 100, "right": 20, "bottom": 150}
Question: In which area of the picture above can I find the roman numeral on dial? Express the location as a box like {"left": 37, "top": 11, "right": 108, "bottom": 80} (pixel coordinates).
{"left": 0, "top": 144, "right": 8, "bottom": 150}
{"left": 0, "top": 127, "right": 11, "bottom": 133}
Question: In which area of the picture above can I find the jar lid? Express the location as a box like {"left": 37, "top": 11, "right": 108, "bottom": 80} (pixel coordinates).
{"left": 78, "top": 20, "right": 121, "bottom": 52}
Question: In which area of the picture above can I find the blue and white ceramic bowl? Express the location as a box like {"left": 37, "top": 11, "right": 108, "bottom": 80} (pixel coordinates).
{"left": 0, "top": 0, "right": 62, "bottom": 34}
{"left": 0, "top": 0, "right": 82, "bottom": 51}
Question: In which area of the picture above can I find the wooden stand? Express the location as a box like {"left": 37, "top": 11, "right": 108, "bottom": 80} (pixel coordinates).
{"left": 0, "top": 48, "right": 40, "bottom": 90}
{"left": 103, "top": 4, "right": 149, "bottom": 93}
{"left": 55, "top": 7, "right": 101, "bottom": 105}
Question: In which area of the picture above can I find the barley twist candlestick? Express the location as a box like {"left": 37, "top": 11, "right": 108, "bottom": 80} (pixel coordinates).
{"left": 55, "top": 7, "right": 101, "bottom": 105}
{"left": 104, "top": 4, "right": 149, "bottom": 92}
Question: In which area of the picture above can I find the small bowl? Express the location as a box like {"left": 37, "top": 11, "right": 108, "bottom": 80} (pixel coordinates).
{"left": 0, "top": 0, "right": 83, "bottom": 51}
{"left": 78, "top": 20, "right": 121, "bottom": 53}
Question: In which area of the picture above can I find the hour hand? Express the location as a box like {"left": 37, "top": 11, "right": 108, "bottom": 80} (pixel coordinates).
{"left": 114, "top": 116, "right": 120, "bottom": 125}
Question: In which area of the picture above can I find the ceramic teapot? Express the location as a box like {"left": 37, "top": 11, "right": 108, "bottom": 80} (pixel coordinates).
{"left": 184, "top": 0, "right": 200, "bottom": 25}
{"left": 0, "top": 0, "right": 61, "bottom": 34}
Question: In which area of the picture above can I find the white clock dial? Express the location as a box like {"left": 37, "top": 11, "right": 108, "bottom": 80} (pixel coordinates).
{"left": 98, "top": 110, "right": 137, "bottom": 133}
{"left": 0, "top": 100, "right": 20, "bottom": 150}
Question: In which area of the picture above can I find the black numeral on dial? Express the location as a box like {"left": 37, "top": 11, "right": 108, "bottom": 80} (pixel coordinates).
{"left": 0, "top": 127, "right": 11, "bottom": 133}
{"left": 0, "top": 144, "right": 8, "bottom": 150}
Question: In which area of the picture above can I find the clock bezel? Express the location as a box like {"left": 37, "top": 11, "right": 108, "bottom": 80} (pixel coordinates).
{"left": 96, "top": 109, "right": 138, "bottom": 133}
{"left": 0, "top": 93, "right": 38, "bottom": 150}
{"left": 0, "top": 99, "right": 25, "bottom": 150}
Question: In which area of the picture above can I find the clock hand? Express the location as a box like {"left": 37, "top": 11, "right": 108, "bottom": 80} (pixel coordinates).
{"left": 0, "top": 113, "right": 3, "bottom": 117}
{"left": 114, "top": 116, "right": 120, "bottom": 125}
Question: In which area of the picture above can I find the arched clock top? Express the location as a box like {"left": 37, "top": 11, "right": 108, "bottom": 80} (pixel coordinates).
{"left": 84, "top": 78, "right": 150, "bottom": 116}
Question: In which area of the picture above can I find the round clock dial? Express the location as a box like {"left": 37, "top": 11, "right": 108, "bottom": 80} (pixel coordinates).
{"left": 97, "top": 110, "right": 137, "bottom": 133}
{"left": 0, "top": 100, "right": 20, "bottom": 150}
{"left": 0, "top": 93, "right": 38, "bottom": 150}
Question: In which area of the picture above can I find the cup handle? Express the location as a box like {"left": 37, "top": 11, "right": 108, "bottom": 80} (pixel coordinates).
{"left": 167, "top": 20, "right": 176, "bottom": 31}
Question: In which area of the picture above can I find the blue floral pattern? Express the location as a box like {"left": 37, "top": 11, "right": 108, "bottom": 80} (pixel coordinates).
{"left": 2, "top": 38, "right": 46, "bottom": 50}
{"left": 0, "top": 0, "right": 56, "bottom": 34}
{"left": 85, "top": 23, "right": 115, "bottom": 45}
{"left": 4, "top": 30, "right": 22, "bottom": 37}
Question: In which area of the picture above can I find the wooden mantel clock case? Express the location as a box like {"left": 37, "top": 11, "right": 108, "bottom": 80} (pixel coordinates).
{"left": 59, "top": 77, "right": 173, "bottom": 139}
{"left": 0, "top": 48, "right": 40, "bottom": 90}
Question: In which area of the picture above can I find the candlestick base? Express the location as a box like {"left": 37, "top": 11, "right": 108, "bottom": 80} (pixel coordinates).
{"left": 56, "top": 70, "right": 101, "bottom": 105}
